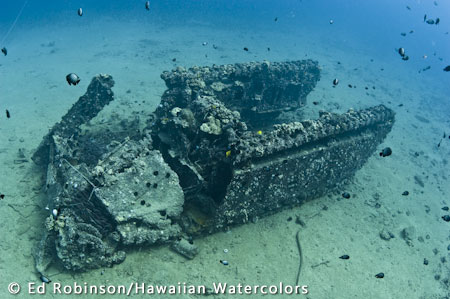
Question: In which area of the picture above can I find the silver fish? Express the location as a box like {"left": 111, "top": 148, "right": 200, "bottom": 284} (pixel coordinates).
{"left": 40, "top": 274, "right": 51, "bottom": 284}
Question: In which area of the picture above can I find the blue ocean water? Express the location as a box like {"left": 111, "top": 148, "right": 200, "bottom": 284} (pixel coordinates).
{"left": 1, "top": 1, "right": 450, "bottom": 298}
{"left": 1, "top": 1, "right": 449, "bottom": 77}
{"left": 1, "top": 1, "right": 448, "bottom": 96}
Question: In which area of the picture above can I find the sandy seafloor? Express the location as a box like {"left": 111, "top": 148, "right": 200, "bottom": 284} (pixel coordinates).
{"left": 1, "top": 11, "right": 450, "bottom": 299}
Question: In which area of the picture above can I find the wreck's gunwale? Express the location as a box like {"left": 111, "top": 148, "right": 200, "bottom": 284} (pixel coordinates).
{"left": 233, "top": 105, "right": 395, "bottom": 165}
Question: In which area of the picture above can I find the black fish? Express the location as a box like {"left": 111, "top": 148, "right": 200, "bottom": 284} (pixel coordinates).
{"left": 78, "top": 8, "right": 83, "bottom": 16}
{"left": 406, "top": 6, "right": 411, "bottom": 10}
{"left": 274, "top": 17, "right": 278, "bottom": 22}
{"left": 443, "top": 65, "right": 450, "bottom": 72}
{"left": 379, "top": 147, "right": 392, "bottom": 157}
{"left": 0, "top": 194, "right": 4, "bottom": 199}
{"left": 436, "top": 18, "right": 440, "bottom": 25}
{"left": 426, "top": 19, "right": 435, "bottom": 25}
{"left": 332, "top": 78, "right": 339, "bottom": 86}
{"left": 267, "top": 47, "right": 270, "bottom": 51}
{"left": 442, "top": 215, "right": 450, "bottom": 222}
{"left": 409, "top": 30, "right": 414, "bottom": 34}
{"left": 419, "top": 66, "right": 431, "bottom": 73}
{"left": 66, "top": 73, "right": 80, "bottom": 86}
{"left": 402, "top": 55, "right": 409, "bottom": 61}
{"left": 339, "top": 255, "right": 350, "bottom": 260}
{"left": 424, "top": 14, "right": 427, "bottom": 22}
{"left": 439, "top": 131, "right": 449, "bottom": 146}
{"left": 145, "top": 1, "right": 150, "bottom": 10}
{"left": 398, "top": 47, "right": 405, "bottom": 57}
{"left": 1, "top": 47, "right": 6, "bottom": 56}
{"left": 400, "top": 32, "right": 406, "bottom": 36}
{"left": 6, "top": 109, "right": 10, "bottom": 118}
{"left": 375, "top": 273, "right": 384, "bottom": 279}
{"left": 243, "top": 47, "right": 249, "bottom": 51}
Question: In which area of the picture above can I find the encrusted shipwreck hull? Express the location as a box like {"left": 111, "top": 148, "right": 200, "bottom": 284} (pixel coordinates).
{"left": 153, "top": 61, "right": 394, "bottom": 233}
{"left": 32, "top": 60, "right": 394, "bottom": 273}
{"left": 160, "top": 60, "right": 320, "bottom": 128}
{"left": 214, "top": 106, "right": 393, "bottom": 228}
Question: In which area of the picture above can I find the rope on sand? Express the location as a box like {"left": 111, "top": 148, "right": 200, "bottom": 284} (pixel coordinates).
{"left": 296, "top": 230, "right": 303, "bottom": 285}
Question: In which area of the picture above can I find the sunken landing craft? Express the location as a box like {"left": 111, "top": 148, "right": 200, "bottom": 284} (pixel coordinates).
{"left": 32, "top": 60, "right": 395, "bottom": 272}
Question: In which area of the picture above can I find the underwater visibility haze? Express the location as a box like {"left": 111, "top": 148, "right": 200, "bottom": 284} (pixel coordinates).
{"left": 0, "top": 0, "right": 449, "bottom": 298}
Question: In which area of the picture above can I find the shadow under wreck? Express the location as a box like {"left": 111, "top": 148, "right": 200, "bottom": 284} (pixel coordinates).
{"left": 31, "top": 60, "right": 395, "bottom": 273}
